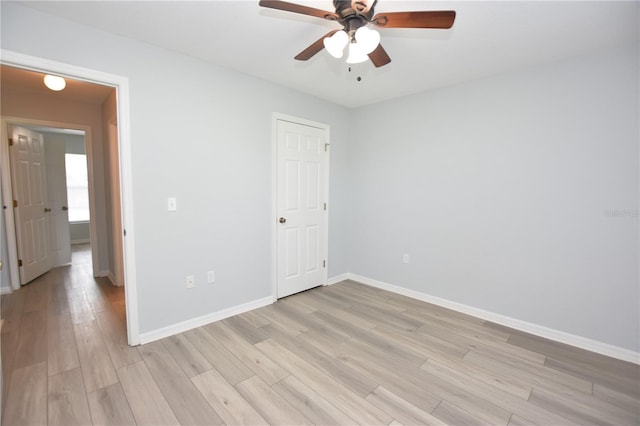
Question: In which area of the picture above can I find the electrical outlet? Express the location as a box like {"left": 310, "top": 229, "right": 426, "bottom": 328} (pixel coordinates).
{"left": 402, "top": 254, "right": 410, "bottom": 264}
{"left": 207, "top": 270, "right": 215, "bottom": 284}
{"left": 186, "top": 275, "right": 195, "bottom": 288}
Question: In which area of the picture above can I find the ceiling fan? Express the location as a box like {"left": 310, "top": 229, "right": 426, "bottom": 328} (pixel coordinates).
{"left": 258, "top": 0, "right": 456, "bottom": 67}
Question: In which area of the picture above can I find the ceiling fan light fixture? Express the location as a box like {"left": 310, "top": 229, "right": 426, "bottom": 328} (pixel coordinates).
{"left": 43, "top": 74, "right": 66, "bottom": 91}
{"left": 346, "top": 41, "right": 369, "bottom": 64}
{"left": 355, "top": 26, "right": 380, "bottom": 54}
{"left": 323, "top": 30, "right": 349, "bottom": 58}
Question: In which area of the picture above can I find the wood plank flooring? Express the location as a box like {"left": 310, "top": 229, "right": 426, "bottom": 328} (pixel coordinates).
{"left": 2, "top": 245, "right": 638, "bottom": 425}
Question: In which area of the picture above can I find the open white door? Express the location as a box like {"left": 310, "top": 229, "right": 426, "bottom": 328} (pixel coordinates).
{"left": 45, "top": 135, "right": 72, "bottom": 267}
{"left": 9, "top": 125, "right": 53, "bottom": 284}
{"left": 276, "top": 119, "right": 328, "bottom": 298}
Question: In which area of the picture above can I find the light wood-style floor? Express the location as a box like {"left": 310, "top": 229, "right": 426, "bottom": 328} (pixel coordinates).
{"left": 1, "top": 245, "right": 639, "bottom": 425}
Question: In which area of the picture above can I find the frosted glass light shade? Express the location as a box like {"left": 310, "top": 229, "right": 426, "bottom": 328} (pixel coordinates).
{"left": 355, "top": 27, "right": 380, "bottom": 54}
{"left": 44, "top": 75, "right": 66, "bottom": 91}
{"left": 346, "top": 42, "right": 369, "bottom": 64}
{"left": 323, "top": 30, "right": 349, "bottom": 59}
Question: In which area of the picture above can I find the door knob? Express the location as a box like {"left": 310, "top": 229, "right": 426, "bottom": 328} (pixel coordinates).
{"left": 61, "top": 206, "right": 68, "bottom": 211}
{"left": 44, "top": 207, "right": 51, "bottom": 213}
{"left": 279, "top": 217, "right": 287, "bottom": 224}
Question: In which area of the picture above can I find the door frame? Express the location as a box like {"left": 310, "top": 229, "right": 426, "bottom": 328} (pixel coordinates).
{"left": 0, "top": 49, "right": 140, "bottom": 345}
{"left": 271, "top": 113, "right": 330, "bottom": 301}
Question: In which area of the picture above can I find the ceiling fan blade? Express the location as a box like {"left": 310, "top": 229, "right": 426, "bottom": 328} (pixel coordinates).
{"left": 368, "top": 44, "right": 391, "bottom": 67}
{"left": 259, "top": 0, "right": 339, "bottom": 21}
{"left": 372, "top": 10, "right": 456, "bottom": 29}
{"left": 295, "top": 30, "right": 339, "bottom": 61}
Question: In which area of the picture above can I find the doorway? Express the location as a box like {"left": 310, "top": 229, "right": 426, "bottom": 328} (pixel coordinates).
{"left": 0, "top": 51, "right": 139, "bottom": 344}
{"left": 7, "top": 123, "right": 88, "bottom": 285}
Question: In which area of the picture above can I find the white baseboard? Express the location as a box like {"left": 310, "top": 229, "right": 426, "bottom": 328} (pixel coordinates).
{"left": 0, "top": 286, "right": 12, "bottom": 295}
{"left": 95, "top": 270, "right": 109, "bottom": 278}
{"left": 107, "top": 272, "right": 123, "bottom": 287}
{"left": 136, "top": 272, "right": 638, "bottom": 363}
{"left": 327, "top": 273, "right": 350, "bottom": 286}
{"left": 139, "top": 296, "right": 273, "bottom": 345}
{"left": 337, "top": 273, "right": 639, "bottom": 365}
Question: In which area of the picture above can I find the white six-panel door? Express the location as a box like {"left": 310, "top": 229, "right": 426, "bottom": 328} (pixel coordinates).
{"left": 9, "top": 125, "right": 53, "bottom": 284}
{"left": 277, "top": 119, "right": 328, "bottom": 298}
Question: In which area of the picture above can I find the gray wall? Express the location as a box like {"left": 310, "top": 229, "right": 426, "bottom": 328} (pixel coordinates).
{"left": 65, "top": 134, "right": 86, "bottom": 154}
{"left": 348, "top": 45, "right": 639, "bottom": 352}
{"left": 69, "top": 223, "right": 90, "bottom": 244}
{"left": 1, "top": 2, "right": 352, "bottom": 334}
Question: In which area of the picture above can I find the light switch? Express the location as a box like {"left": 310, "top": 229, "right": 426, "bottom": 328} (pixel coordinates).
{"left": 168, "top": 197, "right": 177, "bottom": 211}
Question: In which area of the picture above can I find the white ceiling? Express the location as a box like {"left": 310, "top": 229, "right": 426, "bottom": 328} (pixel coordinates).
{"left": 15, "top": 1, "right": 640, "bottom": 108}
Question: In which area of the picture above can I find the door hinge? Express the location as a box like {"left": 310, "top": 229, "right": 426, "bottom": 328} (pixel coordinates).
{"left": 18, "top": 259, "right": 22, "bottom": 267}
{"left": 323, "top": 260, "right": 326, "bottom": 268}
{"left": 8, "top": 138, "right": 13, "bottom": 146}
{"left": 123, "top": 229, "right": 127, "bottom": 237}
{"left": 324, "top": 143, "right": 329, "bottom": 152}
{"left": 12, "top": 200, "right": 17, "bottom": 208}
{"left": 323, "top": 202, "right": 327, "bottom": 211}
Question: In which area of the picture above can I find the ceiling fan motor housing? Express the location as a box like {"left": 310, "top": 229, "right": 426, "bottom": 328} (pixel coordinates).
{"left": 334, "top": 0, "right": 376, "bottom": 21}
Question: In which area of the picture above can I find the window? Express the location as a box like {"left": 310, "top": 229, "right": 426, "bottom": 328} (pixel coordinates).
{"left": 65, "top": 153, "right": 90, "bottom": 222}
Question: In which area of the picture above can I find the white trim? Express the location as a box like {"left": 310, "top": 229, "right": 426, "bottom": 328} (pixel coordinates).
{"left": 0, "top": 49, "right": 140, "bottom": 346}
{"left": 107, "top": 272, "right": 123, "bottom": 288}
{"left": 327, "top": 273, "right": 349, "bottom": 286}
{"left": 138, "top": 296, "right": 273, "bottom": 344}
{"left": 70, "top": 239, "right": 91, "bottom": 245}
{"left": 94, "top": 270, "right": 109, "bottom": 278}
{"left": 83, "top": 127, "right": 99, "bottom": 277}
{"left": 343, "top": 273, "right": 640, "bottom": 365}
{"left": 270, "top": 115, "right": 278, "bottom": 303}
{"left": 271, "top": 113, "right": 330, "bottom": 301}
